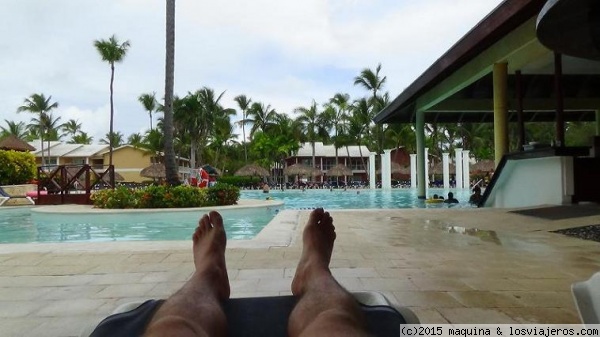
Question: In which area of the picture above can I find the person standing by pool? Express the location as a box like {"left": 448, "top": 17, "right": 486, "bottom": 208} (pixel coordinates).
{"left": 143, "top": 209, "right": 370, "bottom": 337}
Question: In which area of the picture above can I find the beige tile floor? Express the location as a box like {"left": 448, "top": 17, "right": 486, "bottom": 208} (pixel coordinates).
{"left": 1, "top": 206, "right": 600, "bottom": 336}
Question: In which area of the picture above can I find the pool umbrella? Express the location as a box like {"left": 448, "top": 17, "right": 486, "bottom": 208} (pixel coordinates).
{"left": 327, "top": 164, "right": 353, "bottom": 177}
{"left": 234, "top": 164, "right": 270, "bottom": 177}
{"left": 0, "top": 134, "right": 35, "bottom": 152}
{"left": 140, "top": 163, "right": 166, "bottom": 179}
{"left": 283, "top": 163, "right": 321, "bottom": 176}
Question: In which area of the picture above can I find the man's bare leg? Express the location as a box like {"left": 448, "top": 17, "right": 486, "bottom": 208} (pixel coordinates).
{"left": 145, "top": 211, "right": 230, "bottom": 337}
{"left": 288, "top": 208, "right": 370, "bottom": 337}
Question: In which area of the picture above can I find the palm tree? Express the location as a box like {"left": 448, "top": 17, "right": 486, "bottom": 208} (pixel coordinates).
{"left": 100, "top": 131, "right": 124, "bottom": 148}
{"left": 16, "top": 93, "right": 59, "bottom": 165}
{"left": 246, "top": 102, "right": 278, "bottom": 138}
{"left": 294, "top": 100, "right": 328, "bottom": 170}
{"left": 61, "top": 119, "right": 82, "bottom": 139}
{"left": 144, "top": 129, "right": 165, "bottom": 163}
{"left": 234, "top": 94, "right": 252, "bottom": 163}
{"left": 69, "top": 132, "right": 94, "bottom": 145}
{"left": 127, "top": 132, "right": 145, "bottom": 148}
{"left": 163, "top": 0, "right": 180, "bottom": 185}
{"left": 354, "top": 63, "right": 387, "bottom": 154}
{"left": 138, "top": 92, "right": 157, "bottom": 131}
{"left": 353, "top": 63, "right": 387, "bottom": 103}
{"left": 327, "top": 93, "right": 351, "bottom": 165}
{"left": 93, "top": 34, "right": 130, "bottom": 169}
{"left": 28, "top": 112, "right": 62, "bottom": 161}
{"left": 1, "top": 120, "right": 28, "bottom": 139}
{"left": 349, "top": 98, "right": 372, "bottom": 174}
{"left": 174, "top": 88, "right": 233, "bottom": 168}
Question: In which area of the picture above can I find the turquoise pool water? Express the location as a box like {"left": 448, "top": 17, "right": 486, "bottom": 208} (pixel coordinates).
{"left": 0, "top": 188, "right": 472, "bottom": 244}
{"left": 241, "top": 188, "right": 472, "bottom": 210}
{"left": 0, "top": 206, "right": 276, "bottom": 244}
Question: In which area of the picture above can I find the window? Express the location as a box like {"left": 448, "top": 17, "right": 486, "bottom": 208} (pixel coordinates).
{"left": 322, "top": 158, "right": 336, "bottom": 170}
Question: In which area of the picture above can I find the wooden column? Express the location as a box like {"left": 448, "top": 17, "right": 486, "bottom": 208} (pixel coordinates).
{"left": 516, "top": 70, "right": 525, "bottom": 151}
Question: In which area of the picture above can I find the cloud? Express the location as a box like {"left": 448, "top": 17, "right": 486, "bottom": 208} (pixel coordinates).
{"left": 0, "top": 0, "right": 503, "bottom": 143}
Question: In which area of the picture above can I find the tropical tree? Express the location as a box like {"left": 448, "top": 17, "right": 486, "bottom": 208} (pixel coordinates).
{"left": 138, "top": 92, "right": 157, "bottom": 131}
{"left": 69, "top": 132, "right": 93, "bottom": 145}
{"left": 294, "top": 100, "right": 330, "bottom": 170}
{"left": 16, "top": 93, "right": 59, "bottom": 165}
{"left": 208, "top": 120, "right": 238, "bottom": 171}
{"left": 234, "top": 94, "right": 252, "bottom": 163}
{"left": 61, "top": 119, "right": 82, "bottom": 139}
{"left": 161, "top": 0, "right": 179, "bottom": 185}
{"left": 100, "top": 131, "right": 124, "bottom": 148}
{"left": 127, "top": 132, "right": 145, "bottom": 148}
{"left": 250, "top": 114, "right": 301, "bottom": 176}
{"left": 246, "top": 102, "right": 278, "bottom": 138}
{"left": 327, "top": 93, "right": 351, "bottom": 165}
{"left": 1, "top": 120, "right": 28, "bottom": 139}
{"left": 354, "top": 63, "right": 387, "bottom": 103}
{"left": 349, "top": 98, "right": 372, "bottom": 174}
{"left": 93, "top": 34, "right": 130, "bottom": 169}
{"left": 143, "top": 129, "right": 165, "bottom": 163}
{"left": 174, "top": 88, "right": 233, "bottom": 168}
{"left": 354, "top": 64, "right": 388, "bottom": 155}
{"left": 28, "top": 112, "right": 62, "bottom": 161}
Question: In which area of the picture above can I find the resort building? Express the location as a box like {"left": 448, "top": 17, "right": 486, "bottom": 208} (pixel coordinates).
{"left": 375, "top": 0, "right": 600, "bottom": 207}
{"left": 284, "top": 142, "right": 371, "bottom": 184}
{"left": 27, "top": 140, "right": 190, "bottom": 182}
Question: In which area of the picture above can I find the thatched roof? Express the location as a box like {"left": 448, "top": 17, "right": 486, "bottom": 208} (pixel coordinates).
{"left": 327, "top": 164, "right": 353, "bottom": 177}
{"left": 283, "top": 163, "right": 322, "bottom": 176}
{"left": 140, "top": 163, "right": 165, "bottom": 178}
{"left": 235, "top": 164, "right": 270, "bottom": 177}
{"left": 0, "top": 135, "right": 35, "bottom": 152}
{"left": 472, "top": 160, "right": 495, "bottom": 172}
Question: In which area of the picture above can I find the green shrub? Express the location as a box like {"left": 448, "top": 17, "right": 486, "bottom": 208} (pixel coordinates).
{"left": 0, "top": 150, "right": 36, "bottom": 185}
{"left": 206, "top": 183, "right": 240, "bottom": 206}
{"left": 91, "top": 186, "right": 137, "bottom": 209}
{"left": 92, "top": 185, "right": 218, "bottom": 209}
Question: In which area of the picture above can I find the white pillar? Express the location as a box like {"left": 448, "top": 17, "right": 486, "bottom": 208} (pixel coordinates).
{"left": 369, "top": 152, "right": 376, "bottom": 189}
{"left": 442, "top": 152, "right": 450, "bottom": 189}
{"left": 462, "top": 150, "right": 470, "bottom": 189}
{"left": 455, "top": 148, "right": 463, "bottom": 189}
{"left": 410, "top": 154, "right": 417, "bottom": 189}
{"left": 424, "top": 148, "right": 430, "bottom": 189}
{"left": 382, "top": 149, "right": 392, "bottom": 190}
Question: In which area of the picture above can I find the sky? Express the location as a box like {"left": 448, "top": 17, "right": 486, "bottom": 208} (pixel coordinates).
{"left": 0, "top": 0, "right": 504, "bottom": 144}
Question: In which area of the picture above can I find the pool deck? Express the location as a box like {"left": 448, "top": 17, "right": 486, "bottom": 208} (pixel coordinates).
{"left": 1, "top": 204, "right": 600, "bottom": 336}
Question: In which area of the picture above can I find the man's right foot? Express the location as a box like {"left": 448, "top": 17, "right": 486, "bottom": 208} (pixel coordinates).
{"left": 291, "top": 208, "right": 336, "bottom": 296}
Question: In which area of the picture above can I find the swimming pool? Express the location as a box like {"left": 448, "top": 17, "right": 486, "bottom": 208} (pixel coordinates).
{"left": 0, "top": 206, "right": 277, "bottom": 244}
{"left": 241, "top": 188, "right": 473, "bottom": 210}
{"left": 0, "top": 188, "right": 472, "bottom": 244}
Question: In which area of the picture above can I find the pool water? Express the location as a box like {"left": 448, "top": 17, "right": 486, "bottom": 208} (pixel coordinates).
{"left": 242, "top": 188, "right": 472, "bottom": 210}
{"left": 0, "top": 188, "right": 472, "bottom": 244}
{"left": 0, "top": 206, "right": 276, "bottom": 244}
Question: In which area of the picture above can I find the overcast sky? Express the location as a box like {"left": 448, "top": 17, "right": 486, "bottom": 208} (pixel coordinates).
{"left": 0, "top": 0, "right": 503, "bottom": 144}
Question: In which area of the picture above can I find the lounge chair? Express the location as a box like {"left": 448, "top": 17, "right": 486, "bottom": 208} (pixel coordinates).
{"left": 0, "top": 186, "right": 35, "bottom": 206}
{"left": 572, "top": 271, "right": 600, "bottom": 324}
{"left": 84, "top": 291, "right": 418, "bottom": 337}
